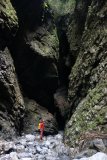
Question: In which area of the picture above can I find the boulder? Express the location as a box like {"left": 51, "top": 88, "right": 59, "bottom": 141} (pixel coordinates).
{"left": 73, "top": 152, "right": 107, "bottom": 160}
{"left": 74, "top": 149, "right": 97, "bottom": 159}
{"left": 24, "top": 98, "right": 58, "bottom": 135}
{"left": 10, "top": 152, "right": 19, "bottom": 160}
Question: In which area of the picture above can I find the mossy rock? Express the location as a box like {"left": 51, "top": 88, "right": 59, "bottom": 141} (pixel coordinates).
{"left": 47, "top": 0, "right": 75, "bottom": 18}
{"left": 65, "top": 81, "right": 107, "bottom": 147}
{"left": 0, "top": 0, "right": 18, "bottom": 47}
{"left": 37, "top": 28, "right": 59, "bottom": 60}
{"left": 0, "top": 0, "right": 18, "bottom": 28}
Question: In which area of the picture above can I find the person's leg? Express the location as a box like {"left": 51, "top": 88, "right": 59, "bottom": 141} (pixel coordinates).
{"left": 42, "top": 129, "right": 44, "bottom": 139}
{"left": 40, "top": 130, "right": 43, "bottom": 140}
{"left": 40, "top": 130, "right": 42, "bottom": 140}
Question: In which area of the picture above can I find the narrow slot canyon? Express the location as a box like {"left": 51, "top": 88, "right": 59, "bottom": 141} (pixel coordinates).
{"left": 0, "top": 0, "right": 107, "bottom": 160}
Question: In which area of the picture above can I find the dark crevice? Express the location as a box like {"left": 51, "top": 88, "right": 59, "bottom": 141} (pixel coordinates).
{"left": 57, "top": 30, "right": 71, "bottom": 88}
{"left": 55, "top": 107, "right": 65, "bottom": 130}
{"left": 0, "top": 125, "right": 2, "bottom": 131}
{"left": 11, "top": 0, "right": 43, "bottom": 29}
{"left": 57, "top": 30, "right": 72, "bottom": 87}
{"left": 92, "top": 59, "right": 101, "bottom": 69}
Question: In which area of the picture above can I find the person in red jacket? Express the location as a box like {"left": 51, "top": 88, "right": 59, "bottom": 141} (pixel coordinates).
{"left": 38, "top": 119, "right": 45, "bottom": 140}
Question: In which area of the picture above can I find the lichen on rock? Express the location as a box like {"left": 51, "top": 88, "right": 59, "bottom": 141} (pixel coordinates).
{"left": 65, "top": 81, "right": 107, "bottom": 147}
{"left": 0, "top": 48, "right": 24, "bottom": 139}
{"left": 0, "top": 0, "right": 18, "bottom": 48}
{"left": 0, "top": 0, "right": 18, "bottom": 24}
{"left": 64, "top": 0, "right": 107, "bottom": 148}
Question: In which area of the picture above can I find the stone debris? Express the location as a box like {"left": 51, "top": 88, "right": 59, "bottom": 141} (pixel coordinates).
{"left": 0, "top": 132, "right": 107, "bottom": 160}
{"left": 0, "top": 132, "right": 71, "bottom": 160}
{"left": 74, "top": 152, "right": 107, "bottom": 160}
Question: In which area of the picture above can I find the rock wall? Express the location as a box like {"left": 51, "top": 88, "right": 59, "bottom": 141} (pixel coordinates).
{"left": 0, "top": 0, "right": 60, "bottom": 138}
{"left": 65, "top": 0, "right": 107, "bottom": 147}
{"left": 10, "top": 0, "right": 59, "bottom": 111}
{"left": 0, "top": 0, "right": 18, "bottom": 49}
{"left": 1, "top": 0, "right": 107, "bottom": 143}
{"left": 0, "top": 0, "right": 25, "bottom": 139}
{"left": 0, "top": 49, "right": 25, "bottom": 139}
{"left": 67, "top": 0, "right": 92, "bottom": 59}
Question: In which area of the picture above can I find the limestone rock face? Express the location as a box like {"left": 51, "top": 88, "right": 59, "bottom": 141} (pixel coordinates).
{"left": 0, "top": 0, "right": 24, "bottom": 139}
{"left": 11, "top": 0, "right": 59, "bottom": 110}
{"left": 65, "top": 82, "right": 107, "bottom": 147}
{"left": 65, "top": 0, "right": 107, "bottom": 147}
{"left": 47, "top": 0, "right": 75, "bottom": 18}
{"left": 24, "top": 98, "right": 58, "bottom": 135}
{"left": 0, "top": 48, "right": 24, "bottom": 139}
{"left": 0, "top": 0, "right": 18, "bottom": 49}
{"left": 67, "top": 0, "right": 91, "bottom": 59}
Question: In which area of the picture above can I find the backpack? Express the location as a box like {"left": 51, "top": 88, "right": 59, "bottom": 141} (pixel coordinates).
{"left": 38, "top": 123, "right": 40, "bottom": 129}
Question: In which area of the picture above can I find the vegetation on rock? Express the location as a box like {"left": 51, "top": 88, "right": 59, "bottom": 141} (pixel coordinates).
{"left": 47, "top": 0, "right": 75, "bottom": 19}
{"left": 65, "top": 81, "right": 107, "bottom": 147}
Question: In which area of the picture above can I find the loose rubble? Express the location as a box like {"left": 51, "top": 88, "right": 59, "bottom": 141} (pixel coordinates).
{"left": 74, "top": 152, "right": 107, "bottom": 160}
{"left": 0, "top": 132, "right": 71, "bottom": 160}
{"left": 0, "top": 132, "right": 107, "bottom": 160}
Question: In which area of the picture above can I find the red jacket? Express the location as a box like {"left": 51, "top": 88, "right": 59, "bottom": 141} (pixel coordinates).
{"left": 40, "top": 122, "right": 44, "bottom": 130}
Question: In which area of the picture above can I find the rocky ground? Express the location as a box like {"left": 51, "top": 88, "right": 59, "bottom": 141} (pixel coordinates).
{"left": 0, "top": 132, "right": 107, "bottom": 160}
{"left": 0, "top": 132, "right": 71, "bottom": 160}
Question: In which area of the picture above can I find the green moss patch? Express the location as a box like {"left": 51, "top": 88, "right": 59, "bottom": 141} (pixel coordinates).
{"left": 65, "top": 81, "right": 107, "bottom": 147}
{"left": 0, "top": 0, "right": 18, "bottom": 28}
{"left": 47, "top": 0, "right": 75, "bottom": 18}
